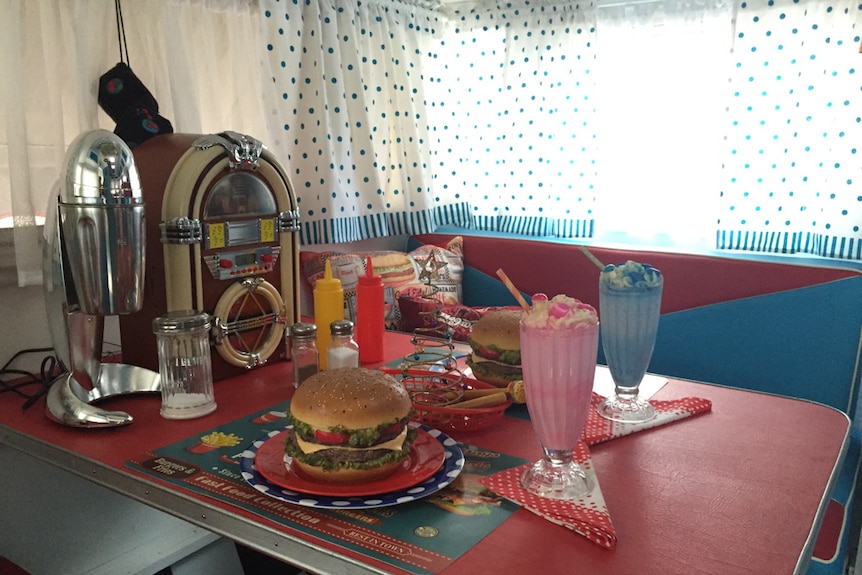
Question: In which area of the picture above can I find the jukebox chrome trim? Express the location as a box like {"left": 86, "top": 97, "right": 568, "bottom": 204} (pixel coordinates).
{"left": 160, "top": 216, "right": 203, "bottom": 245}
{"left": 193, "top": 131, "right": 264, "bottom": 170}
{"left": 278, "top": 210, "right": 300, "bottom": 232}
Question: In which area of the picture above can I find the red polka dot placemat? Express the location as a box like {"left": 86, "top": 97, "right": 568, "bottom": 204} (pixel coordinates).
{"left": 479, "top": 441, "right": 616, "bottom": 550}
{"left": 582, "top": 392, "right": 713, "bottom": 446}
{"left": 479, "top": 393, "right": 712, "bottom": 550}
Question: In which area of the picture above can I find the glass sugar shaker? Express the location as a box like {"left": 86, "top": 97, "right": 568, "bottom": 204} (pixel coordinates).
{"left": 327, "top": 319, "right": 360, "bottom": 369}
{"left": 290, "top": 322, "right": 319, "bottom": 388}
{"left": 152, "top": 310, "right": 217, "bottom": 419}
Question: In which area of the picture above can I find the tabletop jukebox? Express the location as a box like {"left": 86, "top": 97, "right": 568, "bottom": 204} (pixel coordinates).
{"left": 119, "top": 132, "right": 301, "bottom": 381}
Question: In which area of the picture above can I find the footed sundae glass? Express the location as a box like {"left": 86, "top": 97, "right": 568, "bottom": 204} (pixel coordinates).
{"left": 597, "top": 261, "right": 663, "bottom": 423}
{"left": 520, "top": 295, "right": 599, "bottom": 500}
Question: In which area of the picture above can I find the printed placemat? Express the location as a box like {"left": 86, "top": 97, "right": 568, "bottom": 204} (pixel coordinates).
{"left": 125, "top": 402, "right": 526, "bottom": 575}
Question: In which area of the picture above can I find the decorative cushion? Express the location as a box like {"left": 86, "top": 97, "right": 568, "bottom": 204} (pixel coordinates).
{"left": 300, "top": 236, "right": 464, "bottom": 331}
{"left": 398, "top": 301, "right": 521, "bottom": 341}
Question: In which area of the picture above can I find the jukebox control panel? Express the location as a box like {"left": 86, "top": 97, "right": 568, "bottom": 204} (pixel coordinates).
{"left": 205, "top": 245, "right": 281, "bottom": 280}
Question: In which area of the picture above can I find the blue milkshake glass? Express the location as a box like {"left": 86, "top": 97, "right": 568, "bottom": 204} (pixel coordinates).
{"left": 596, "top": 261, "right": 663, "bottom": 423}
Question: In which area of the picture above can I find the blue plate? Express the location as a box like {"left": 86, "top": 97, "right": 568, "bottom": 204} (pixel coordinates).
{"left": 239, "top": 424, "right": 464, "bottom": 509}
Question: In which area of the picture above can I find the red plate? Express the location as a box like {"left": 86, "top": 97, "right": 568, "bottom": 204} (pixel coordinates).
{"left": 254, "top": 428, "right": 445, "bottom": 497}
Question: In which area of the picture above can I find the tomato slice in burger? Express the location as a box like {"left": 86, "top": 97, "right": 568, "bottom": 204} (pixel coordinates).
{"left": 313, "top": 429, "right": 351, "bottom": 444}
{"left": 380, "top": 421, "right": 402, "bottom": 436}
{"left": 477, "top": 345, "right": 502, "bottom": 360}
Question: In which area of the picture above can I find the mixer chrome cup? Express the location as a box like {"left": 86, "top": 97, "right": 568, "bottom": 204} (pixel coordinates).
{"left": 43, "top": 129, "right": 160, "bottom": 427}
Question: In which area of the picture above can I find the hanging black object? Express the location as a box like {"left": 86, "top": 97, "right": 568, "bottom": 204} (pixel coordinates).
{"left": 98, "top": 0, "right": 173, "bottom": 148}
{"left": 98, "top": 61, "right": 159, "bottom": 123}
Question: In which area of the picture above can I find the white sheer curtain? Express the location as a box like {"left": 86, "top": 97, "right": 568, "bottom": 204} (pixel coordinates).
{"left": 0, "top": 0, "right": 269, "bottom": 286}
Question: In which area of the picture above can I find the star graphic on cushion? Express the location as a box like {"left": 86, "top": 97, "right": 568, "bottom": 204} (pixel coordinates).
{"left": 417, "top": 248, "right": 448, "bottom": 284}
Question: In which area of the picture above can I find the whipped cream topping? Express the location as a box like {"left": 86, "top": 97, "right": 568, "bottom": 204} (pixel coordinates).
{"left": 522, "top": 294, "right": 598, "bottom": 329}
{"left": 600, "top": 260, "right": 663, "bottom": 291}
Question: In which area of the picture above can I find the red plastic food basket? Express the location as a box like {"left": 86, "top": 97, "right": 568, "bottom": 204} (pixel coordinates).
{"left": 379, "top": 366, "right": 512, "bottom": 432}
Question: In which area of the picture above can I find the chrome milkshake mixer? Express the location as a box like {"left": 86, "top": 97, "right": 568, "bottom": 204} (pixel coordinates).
{"left": 42, "top": 129, "right": 159, "bottom": 427}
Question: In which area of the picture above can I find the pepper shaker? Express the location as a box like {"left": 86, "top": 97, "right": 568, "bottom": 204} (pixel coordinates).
{"left": 290, "top": 322, "right": 319, "bottom": 387}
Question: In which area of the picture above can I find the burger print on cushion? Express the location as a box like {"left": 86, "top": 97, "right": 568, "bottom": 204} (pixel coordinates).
{"left": 300, "top": 237, "right": 464, "bottom": 331}
{"left": 284, "top": 368, "right": 417, "bottom": 483}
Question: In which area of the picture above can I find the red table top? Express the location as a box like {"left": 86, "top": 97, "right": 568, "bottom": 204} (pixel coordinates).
{"left": 0, "top": 331, "right": 849, "bottom": 575}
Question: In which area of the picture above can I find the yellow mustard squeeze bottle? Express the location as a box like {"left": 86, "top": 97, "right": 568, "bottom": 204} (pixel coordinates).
{"left": 313, "top": 259, "right": 344, "bottom": 370}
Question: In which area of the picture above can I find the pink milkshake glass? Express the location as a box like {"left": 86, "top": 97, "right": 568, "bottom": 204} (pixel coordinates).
{"left": 520, "top": 297, "right": 599, "bottom": 500}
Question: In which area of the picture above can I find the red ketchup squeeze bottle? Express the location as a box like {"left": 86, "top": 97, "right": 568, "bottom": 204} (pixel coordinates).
{"left": 355, "top": 256, "right": 385, "bottom": 364}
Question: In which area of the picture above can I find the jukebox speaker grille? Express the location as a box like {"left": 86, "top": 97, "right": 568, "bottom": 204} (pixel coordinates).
{"left": 212, "top": 276, "right": 285, "bottom": 368}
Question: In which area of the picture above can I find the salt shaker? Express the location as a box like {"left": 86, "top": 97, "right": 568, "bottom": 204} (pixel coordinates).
{"left": 327, "top": 319, "right": 360, "bottom": 369}
{"left": 291, "top": 322, "right": 319, "bottom": 387}
{"left": 152, "top": 310, "right": 217, "bottom": 419}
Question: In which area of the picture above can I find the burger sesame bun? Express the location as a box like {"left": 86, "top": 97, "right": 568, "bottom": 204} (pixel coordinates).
{"left": 293, "top": 457, "right": 405, "bottom": 484}
{"left": 291, "top": 367, "right": 412, "bottom": 430}
{"left": 470, "top": 309, "right": 522, "bottom": 351}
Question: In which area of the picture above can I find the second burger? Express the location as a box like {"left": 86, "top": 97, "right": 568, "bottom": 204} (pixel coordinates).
{"left": 465, "top": 309, "right": 523, "bottom": 387}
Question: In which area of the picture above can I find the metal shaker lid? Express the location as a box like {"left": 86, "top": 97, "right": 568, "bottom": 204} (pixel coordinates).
{"left": 62, "top": 129, "right": 143, "bottom": 206}
{"left": 153, "top": 310, "right": 212, "bottom": 334}
{"left": 291, "top": 322, "right": 317, "bottom": 339}
{"left": 329, "top": 319, "right": 354, "bottom": 336}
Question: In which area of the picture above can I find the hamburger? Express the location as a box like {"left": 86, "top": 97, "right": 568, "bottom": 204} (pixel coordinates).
{"left": 466, "top": 309, "right": 523, "bottom": 387}
{"left": 370, "top": 251, "right": 415, "bottom": 284}
{"left": 284, "top": 367, "right": 416, "bottom": 483}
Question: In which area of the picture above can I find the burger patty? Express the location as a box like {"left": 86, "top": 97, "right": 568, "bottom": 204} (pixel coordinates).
{"left": 466, "top": 356, "right": 522, "bottom": 380}
{"left": 284, "top": 427, "right": 417, "bottom": 469}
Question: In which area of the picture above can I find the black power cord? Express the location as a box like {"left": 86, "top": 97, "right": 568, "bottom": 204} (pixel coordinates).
{"left": 0, "top": 347, "right": 61, "bottom": 409}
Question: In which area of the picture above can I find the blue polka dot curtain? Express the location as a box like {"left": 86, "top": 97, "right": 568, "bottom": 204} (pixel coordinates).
{"left": 720, "top": 0, "right": 862, "bottom": 259}
{"left": 260, "top": 0, "right": 466, "bottom": 245}
{"left": 261, "top": 0, "right": 862, "bottom": 261}
{"left": 427, "top": 1, "right": 599, "bottom": 238}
